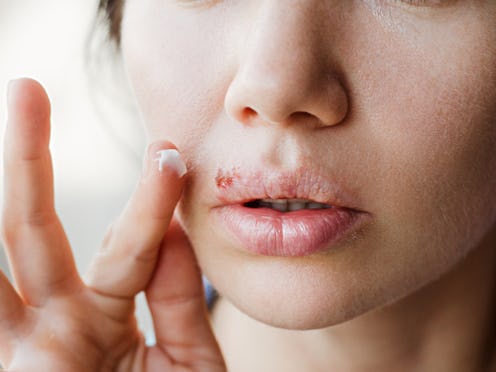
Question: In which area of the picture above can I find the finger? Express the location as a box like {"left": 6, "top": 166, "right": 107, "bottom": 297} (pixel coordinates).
{"left": 85, "top": 141, "right": 186, "bottom": 301}
{"left": 1, "top": 78, "right": 80, "bottom": 305}
{"left": 145, "top": 222, "right": 225, "bottom": 369}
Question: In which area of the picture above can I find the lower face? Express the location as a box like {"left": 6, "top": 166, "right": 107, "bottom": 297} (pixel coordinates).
{"left": 121, "top": 1, "right": 496, "bottom": 329}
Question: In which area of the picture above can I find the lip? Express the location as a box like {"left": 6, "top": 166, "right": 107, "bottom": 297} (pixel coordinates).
{"left": 210, "top": 167, "right": 371, "bottom": 257}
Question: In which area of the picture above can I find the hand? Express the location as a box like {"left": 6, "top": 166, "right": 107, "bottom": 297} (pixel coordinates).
{"left": 0, "top": 79, "right": 226, "bottom": 371}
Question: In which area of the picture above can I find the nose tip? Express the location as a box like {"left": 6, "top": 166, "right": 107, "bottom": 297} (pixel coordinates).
{"left": 225, "top": 71, "right": 349, "bottom": 128}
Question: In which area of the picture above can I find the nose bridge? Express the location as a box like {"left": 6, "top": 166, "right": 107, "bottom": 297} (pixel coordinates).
{"left": 225, "top": 1, "right": 348, "bottom": 127}
{"left": 244, "top": 2, "right": 320, "bottom": 83}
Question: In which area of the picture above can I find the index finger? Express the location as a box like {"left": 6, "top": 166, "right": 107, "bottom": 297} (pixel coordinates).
{"left": 85, "top": 141, "right": 187, "bottom": 305}
{"left": 1, "top": 78, "right": 80, "bottom": 305}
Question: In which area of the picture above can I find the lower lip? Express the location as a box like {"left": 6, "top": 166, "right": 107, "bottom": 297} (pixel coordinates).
{"left": 212, "top": 205, "right": 368, "bottom": 257}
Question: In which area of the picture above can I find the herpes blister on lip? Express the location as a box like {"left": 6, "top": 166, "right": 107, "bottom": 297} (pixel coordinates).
{"left": 215, "top": 167, "right": 241, "bottom": 189}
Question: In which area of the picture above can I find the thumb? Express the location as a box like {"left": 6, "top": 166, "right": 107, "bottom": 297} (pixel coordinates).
{"left": 145, "top": 220, "right": 226, "bottom": 370}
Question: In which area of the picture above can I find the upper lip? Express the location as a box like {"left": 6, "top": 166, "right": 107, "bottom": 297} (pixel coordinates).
{"left": 213, "top": 165, "right": 366, "bottom": 212}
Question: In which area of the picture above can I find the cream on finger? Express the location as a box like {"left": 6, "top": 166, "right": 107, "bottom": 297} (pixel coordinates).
{"left": 155, "top": 149, "right": 187, "bottom": 177}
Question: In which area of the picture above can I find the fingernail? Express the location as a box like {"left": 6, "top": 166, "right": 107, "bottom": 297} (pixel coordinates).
{"left": 154, "top": 149, "right": 187, "bottom": 177}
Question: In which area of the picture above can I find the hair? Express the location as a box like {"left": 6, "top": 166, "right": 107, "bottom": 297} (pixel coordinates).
{"left": 98, "top": 0, "right": 123, "bottom": 45}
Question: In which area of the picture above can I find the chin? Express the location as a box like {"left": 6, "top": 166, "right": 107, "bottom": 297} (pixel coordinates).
{"left": 194, "top": 240, "right": 398, "bottom": 331}
{"left": 231, "top": 291, "right": 368, "bottom": 331}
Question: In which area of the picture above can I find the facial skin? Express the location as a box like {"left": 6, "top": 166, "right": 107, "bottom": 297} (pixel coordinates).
{"left": 120, "top": 0, "right": 496, "bottom": 331}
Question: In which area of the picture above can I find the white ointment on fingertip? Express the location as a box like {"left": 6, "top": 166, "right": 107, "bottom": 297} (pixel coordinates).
{"left": 155, "top": 149, "right": 187, "bottom": 177}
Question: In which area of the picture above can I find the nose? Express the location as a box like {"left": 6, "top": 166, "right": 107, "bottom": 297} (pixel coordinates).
{"left": 225, "top": 2, "right": 349, "bottom": 129}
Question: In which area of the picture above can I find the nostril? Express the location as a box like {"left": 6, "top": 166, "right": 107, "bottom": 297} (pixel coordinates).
{"left": 242, "top": 107, "right": 257, "bottom": 121}
{"left": 291, "top": 111, "right": 313, "bottom": 120}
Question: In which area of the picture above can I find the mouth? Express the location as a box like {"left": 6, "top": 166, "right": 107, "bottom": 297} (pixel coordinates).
{"left": 244, "top": 198, "right": 333, "bottom": 212}
{"left": 210, "top": 167, "right": 371, "bottom": 257}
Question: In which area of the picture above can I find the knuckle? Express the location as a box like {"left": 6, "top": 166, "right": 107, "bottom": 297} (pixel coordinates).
{"left": 4, "top": 208, "right": 58, "bottom": 229}
{"left": 114, "top": 238, "right": 158, "bottom": 266}
{"left": 131, "top": 243, "right": 159, "bottom": 265}
{"left": 0, "top": 209, "right": 59, "bottom": 248}
{"left": 21, "top": 208, "right": 59, "bottom": 228}
{"left": 101, "top": 219, "right": 158, "bottom": 264}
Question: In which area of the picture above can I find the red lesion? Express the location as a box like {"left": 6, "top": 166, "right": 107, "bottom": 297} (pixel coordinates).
{"left": 215, "top": 168, "right": 240, "bottom": 189}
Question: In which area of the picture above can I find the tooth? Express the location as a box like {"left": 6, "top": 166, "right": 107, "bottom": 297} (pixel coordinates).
{"left": 307, "top": 202, "right": 324, "bottom": 209}
{"left": 288, "top": 198, "right": 307, "bottom": 203}
{"left": 261, "top": 199, "right": 285, "bottom": 204}
{"left": 271, "top": 200, "right": 288, "bottom": 212}
{"left": 256, "top": 199, "right": 333, "bottom": 211}
{"left": 288, "top": 201, "right": 306, "bottom": 211}
{"left": 258, "top": 200, "right": 271, "bottom": 208}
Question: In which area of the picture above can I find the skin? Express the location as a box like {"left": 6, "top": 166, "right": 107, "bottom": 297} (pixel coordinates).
{"left": 1, "top": 0, "right": 495, "bottom": 371}
{"left": 0, "top": 80, "right": 225, "bottom": 370}
{"left": 121, "top": 0, "right": 496, "bottom": 369}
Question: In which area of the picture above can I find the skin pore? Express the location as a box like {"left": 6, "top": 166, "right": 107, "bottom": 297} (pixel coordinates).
{"left": 117, "top": 1, "right": 496, "bottom": 371}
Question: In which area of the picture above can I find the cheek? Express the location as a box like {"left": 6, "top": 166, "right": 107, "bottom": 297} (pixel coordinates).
{"left": 355, "top": 15, "right": 496, "bottom": 265}
{"left": 121, "top": 2, "right": 229, "bottom": 155}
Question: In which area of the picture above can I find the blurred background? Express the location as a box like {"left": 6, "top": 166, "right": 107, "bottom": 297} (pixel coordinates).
{"left": 0, "top": 0, "right": 153, "bottom": 337}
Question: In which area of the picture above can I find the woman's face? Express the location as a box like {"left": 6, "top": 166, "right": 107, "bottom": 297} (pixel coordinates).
{"left": 120, "top": 0, "right": 496, "bottom": 329}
